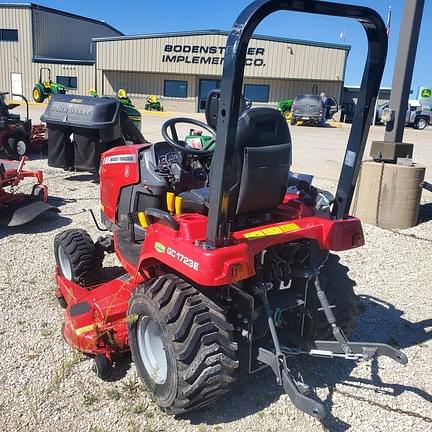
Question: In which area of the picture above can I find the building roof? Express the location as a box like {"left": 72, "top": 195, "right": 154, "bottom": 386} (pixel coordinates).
{"left": 93, "top": 29, "right": 351, "bottom": 51}
{"left": 0, "top": 2, "right": 123, "bottom": 35}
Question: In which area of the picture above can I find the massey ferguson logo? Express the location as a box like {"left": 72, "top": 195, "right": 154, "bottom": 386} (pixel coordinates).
{"left": 103, "top": 154, "right": 136, "bottom": 164}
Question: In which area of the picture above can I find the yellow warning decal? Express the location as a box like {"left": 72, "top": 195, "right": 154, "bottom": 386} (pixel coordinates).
{"left": 75, "top": 324, "right": 96, "bottom": 336}
{"left": 243, "top": 223, "right": 300, "bottom": 239}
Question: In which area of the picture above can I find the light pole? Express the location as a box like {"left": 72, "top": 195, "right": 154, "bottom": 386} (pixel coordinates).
{"left": 384, "top": 0, "right": 425, "bottom": 143}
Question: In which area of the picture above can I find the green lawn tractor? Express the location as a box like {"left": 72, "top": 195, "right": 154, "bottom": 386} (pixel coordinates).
{"left": 116, "top": 89, "right": 142, "bottom": 136}
{"left": 277, "top": 98, "right": 294, "bottom": 120}
{"left": 32, "top": 68, "right": 66, "bottom": 103}
{"left": 144, "top": 94, "right": 164, "bottom": 111}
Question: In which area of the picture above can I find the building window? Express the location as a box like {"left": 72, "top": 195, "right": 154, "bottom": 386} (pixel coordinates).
{"left": 164, "top": 80, "right": 188, "bottom": 98}
{"left": 0, "top": 29, "right": 18, "bottom": 41}
{"left": 244, "top": 84, "right": 269, "bottom": 103}
{"left": 56, "top": 76, "right": 77, "bottom": 89}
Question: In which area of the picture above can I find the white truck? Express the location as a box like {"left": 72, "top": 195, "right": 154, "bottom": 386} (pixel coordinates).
{"left": 376, "top": 100, "right": 432, "bottom": 129}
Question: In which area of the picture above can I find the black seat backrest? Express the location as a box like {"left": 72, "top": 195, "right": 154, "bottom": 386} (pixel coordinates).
{"left": 212, "top": 107, "right": 292, "bottom": 217}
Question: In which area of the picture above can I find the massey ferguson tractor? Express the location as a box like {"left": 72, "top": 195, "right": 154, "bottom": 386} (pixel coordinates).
{"left": 53, "top": 0, "right": 407, "bottom": 420}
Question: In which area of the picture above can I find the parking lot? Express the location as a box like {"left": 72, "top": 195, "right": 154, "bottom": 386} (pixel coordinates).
{"left": 1, "top": 106, "right": 431, "bottom": 432}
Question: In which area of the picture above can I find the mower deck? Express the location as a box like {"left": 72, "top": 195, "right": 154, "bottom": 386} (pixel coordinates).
{"left": 0, "top": 157, "right": 57, "bottom": 226}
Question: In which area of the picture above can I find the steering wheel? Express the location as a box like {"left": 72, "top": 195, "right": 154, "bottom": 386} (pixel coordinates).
{"left": 161, "top": 117, "right": 216, "bottom": 156}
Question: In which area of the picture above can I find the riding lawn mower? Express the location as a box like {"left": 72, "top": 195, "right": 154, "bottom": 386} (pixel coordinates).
{"left": 53, "top": 0, "right": 407, "bottom": 420}
{"left": 0, "top": 93, "right": 48, "bottom": 160}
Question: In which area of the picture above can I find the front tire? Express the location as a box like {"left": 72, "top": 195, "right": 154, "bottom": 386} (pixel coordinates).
{"left": 54, "top": 229, "right": 104, "bottom": 287}
{"left": 128, "top": 274, "right": 238, "bottom": 414}
{"left": 290, "top": 117, "right": 296, "bottom": 126}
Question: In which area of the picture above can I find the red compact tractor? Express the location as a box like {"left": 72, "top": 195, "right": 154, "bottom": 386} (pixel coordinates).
{"left": 53, "top": 0, "right": 407, "bottom": 420}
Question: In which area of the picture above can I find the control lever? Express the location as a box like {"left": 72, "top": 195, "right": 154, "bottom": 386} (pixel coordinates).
{"left": 170, "top": 162, "right": 182, "bottom": 183}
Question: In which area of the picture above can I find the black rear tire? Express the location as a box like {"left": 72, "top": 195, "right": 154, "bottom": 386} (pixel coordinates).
{"left": 290, "top": 117, "right": 296, "bottom": 126}
{"left": 54, "top": 229, "right": 104, "bottom": 287}
{"left": 32, "top": 86, "right": 45, "bottom": 103}
{"left": 128, "top": 274, "right": 238, "bottom": 415}
{"left": 4, "top": 133, "right": 28, "bottom": 160}
{"left": 286, "top": 254, "right": 359, "bottom": 348}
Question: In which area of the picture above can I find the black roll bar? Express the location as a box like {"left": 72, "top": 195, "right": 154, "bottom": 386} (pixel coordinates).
{"left": 206, "top": 0, "right": 388, "bottom": 248}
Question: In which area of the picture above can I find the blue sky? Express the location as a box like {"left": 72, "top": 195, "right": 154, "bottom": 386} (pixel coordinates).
{"left": 2, "top": 0, "right": 430, "bottom": 94}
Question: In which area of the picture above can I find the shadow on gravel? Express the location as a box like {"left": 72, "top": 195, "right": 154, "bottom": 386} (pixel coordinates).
{"left": 63, "top": 173, "right": 99, "bottom": 184}
{"left": 106, "top": 352, "right": 132, "bottom": 382}
{"left": 417, "top": 202, "right": 432, "bottom": 224}
{"left": 185, "top": 294, "right": 431, "bottom": 431}
{"left": 0, "top": 202, "right": 72, "bottom": 240}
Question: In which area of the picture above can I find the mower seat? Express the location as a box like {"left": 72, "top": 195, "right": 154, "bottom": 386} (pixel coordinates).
{"left": 181, "top": 108, "right": 292, "bottom": 216}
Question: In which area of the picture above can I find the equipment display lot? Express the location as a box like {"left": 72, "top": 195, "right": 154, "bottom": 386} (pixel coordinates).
{"left": 1, "top": 108, "right": 431, "bottom": 431}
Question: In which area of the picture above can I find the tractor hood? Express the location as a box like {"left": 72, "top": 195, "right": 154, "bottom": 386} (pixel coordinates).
{"left": 41, "top": 94, "right": 121, "bottom": 129}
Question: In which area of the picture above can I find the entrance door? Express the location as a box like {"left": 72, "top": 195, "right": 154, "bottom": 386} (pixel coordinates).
{"left": 198, "top": 79, "right": 221, "bottom": 112}
{"left": 11, "top": 73, "right": 22, "bottom": 100}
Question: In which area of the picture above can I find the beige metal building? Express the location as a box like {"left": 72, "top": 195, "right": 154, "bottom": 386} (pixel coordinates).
{"left": 94, "top": 31, "right": 350, "bottom": 112}
{"left": 0, "top": 3, "right": 350, "bottom": 113}
{"left": 0, "top": 3, "right": 121, "bottom": 101}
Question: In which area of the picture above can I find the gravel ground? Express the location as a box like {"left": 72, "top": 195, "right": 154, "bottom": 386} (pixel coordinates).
{"left": 0, "top": 154, "right": 431, "bottom": 432}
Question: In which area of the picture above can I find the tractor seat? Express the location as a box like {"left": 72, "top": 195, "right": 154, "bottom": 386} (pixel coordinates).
{"left": 181, "top": 107, "right": 292, "bottom": 216}
{"left": 43, "top": 80, "right": 51, "bottom": 88}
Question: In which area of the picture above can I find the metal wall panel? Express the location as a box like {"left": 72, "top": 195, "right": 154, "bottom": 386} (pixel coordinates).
{"left": 0, "top": 6, "right": 100, "bottom": 102}
{"left": 101, "top": 71, "right": 197, "bottom": 112}
{"left": 100, "top": 70, "right": 343, "bottom": 112}
{"left": 32, "top": 8, "right": 120, "bottom": 61}
{"left": 0, "top": 6, "right": 32, "bottom": 97}
{"left": 96, "top": 34, "right": 347, "bottom": 81}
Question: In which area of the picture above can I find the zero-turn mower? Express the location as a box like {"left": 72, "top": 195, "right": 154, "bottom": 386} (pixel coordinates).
{"left": 53, "top": 0, "right": 407, "bottom": 420}
{"left": 0, "top": 93, "right": 48, "bottom": 159}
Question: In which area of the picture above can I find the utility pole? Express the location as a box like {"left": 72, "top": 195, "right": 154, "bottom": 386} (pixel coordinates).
{"left": 384, "top": 0, "right": 425, "bottom": 143}
{"left": 356, "top": 0, "right": 426, "bottom": 230}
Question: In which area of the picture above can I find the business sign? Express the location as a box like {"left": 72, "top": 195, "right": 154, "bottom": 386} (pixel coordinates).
{"left": 162, "top": 44, "right": 266, "bottom": 67}
{"left": 417, "top": 86, "right": 432, "bottom": 109}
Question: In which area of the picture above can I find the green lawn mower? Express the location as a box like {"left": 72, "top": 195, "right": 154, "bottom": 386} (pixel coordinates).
{"left": 116, "top": 89, "right": 142, "bottom": 138}
{"left": 32, "top": 68, "right": 66, "bottom": 103}
{"left": 277, "top": 98, "right": 294, "bottom": 120}
{"left": 144, "top": 95, "right": 164, "bottom": 111}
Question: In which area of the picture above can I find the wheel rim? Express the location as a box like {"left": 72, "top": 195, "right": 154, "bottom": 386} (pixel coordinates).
{"left": 16, "top": 140, "right": 26, "bottom": 156}
{"left": 137, "top": 316, "right": 168, "bottom": 385}
{"left": 418, "top": 119, "right": 427, "bottom": 129}
{"left": 57, "top": 245, "right": 72, "bottom": 280}
{"left": 33, "top": 89, "right": 39, "bottom": 100}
